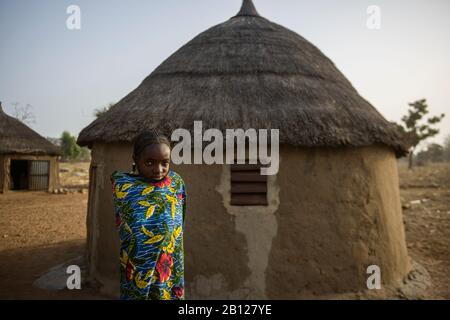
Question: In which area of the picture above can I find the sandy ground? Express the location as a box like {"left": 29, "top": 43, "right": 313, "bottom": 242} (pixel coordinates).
{"left": 398, "top": 162, "right": 450, "bottom": 299}
{"left": 0, "top": 162, "right": 101, "bottom": 299}
{"left": 0, "top": 161, "right": 448, "bottom": 299}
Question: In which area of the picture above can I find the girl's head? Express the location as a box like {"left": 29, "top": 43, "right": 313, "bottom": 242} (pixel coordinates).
{"left": 132, "top": 131, "right": 171, "bottom": 182}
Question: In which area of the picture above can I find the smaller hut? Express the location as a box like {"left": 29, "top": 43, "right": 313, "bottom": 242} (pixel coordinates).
{"left": 0, "top": 102, "right": 61, "bottom": 193}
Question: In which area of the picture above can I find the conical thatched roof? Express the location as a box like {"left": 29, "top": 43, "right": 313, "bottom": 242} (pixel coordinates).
{"left": 77, "top": 0, "right": 407, "bottom": 156}
{"left": 0, "top": 102, "right": 61, "bottom": 155}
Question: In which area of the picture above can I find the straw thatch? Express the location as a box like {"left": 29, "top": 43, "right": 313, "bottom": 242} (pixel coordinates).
{"left": 77, "top": 0, "right": 407, "bottom": 156}
{"left": 0, "top": 102, "right": 61, "bottom": 155}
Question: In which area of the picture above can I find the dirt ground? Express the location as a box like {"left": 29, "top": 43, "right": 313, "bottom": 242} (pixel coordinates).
{"left": 0, "top": 161, "right": 448, "bottom": 299}
{"left": 0, "top": 161, "right": 103, "bottom": 299}
{"left": 398, "top": 162, "right": 450, "bottom": 299}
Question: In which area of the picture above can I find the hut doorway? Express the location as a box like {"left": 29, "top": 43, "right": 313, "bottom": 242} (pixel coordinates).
{"left": 9, "top": 160, "right": 50, "bottom": 190}
{"left": 10, "top": 160, "right": 29, "bottom": 190}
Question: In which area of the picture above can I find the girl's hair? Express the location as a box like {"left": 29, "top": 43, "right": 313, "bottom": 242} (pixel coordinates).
{"left": 132, "top": 130, "right": 171, "bottom": 160}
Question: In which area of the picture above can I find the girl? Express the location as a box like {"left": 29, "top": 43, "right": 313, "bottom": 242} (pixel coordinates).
{"left": 110, "top": 131, "right": 186, "bottom": 300}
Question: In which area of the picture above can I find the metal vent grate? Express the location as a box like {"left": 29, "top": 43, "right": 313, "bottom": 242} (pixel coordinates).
{"left": 230, "top": 164, "right": 268, "bottom": 206}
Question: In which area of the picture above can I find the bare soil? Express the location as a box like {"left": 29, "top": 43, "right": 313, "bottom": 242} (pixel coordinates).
{"left": 398, "top": 162, "right": 450, "bottom": 299}
{"left": 0, "top": 162, "right": 448, "bottom": 299}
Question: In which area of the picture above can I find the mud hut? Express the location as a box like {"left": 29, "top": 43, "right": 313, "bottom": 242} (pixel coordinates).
{"left": 77, "top": 0, "right": 410, "bottom": 298}
{"left": 0, "top": 102, "right": 60, "bottom": 193}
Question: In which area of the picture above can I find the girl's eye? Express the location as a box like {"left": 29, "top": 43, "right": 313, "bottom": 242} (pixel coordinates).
{"left": 145, "top": 161, "right": 152, "bottom": 166}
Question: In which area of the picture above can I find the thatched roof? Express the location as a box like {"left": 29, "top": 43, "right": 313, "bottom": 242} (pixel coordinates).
{"left": 77, "top": 0, "right": 407, "bottom": 156}
{"left": 0, "top": 102, "right": 61, "bottom": 155}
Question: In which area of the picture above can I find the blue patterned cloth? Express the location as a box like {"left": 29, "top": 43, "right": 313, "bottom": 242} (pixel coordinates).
{"left": 111, "top": 170, "right": 186, "bottom": 300}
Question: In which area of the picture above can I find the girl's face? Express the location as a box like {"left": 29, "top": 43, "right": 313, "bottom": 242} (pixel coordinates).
{"left": 135, "top": 143, "right": 171, "bottom": 181}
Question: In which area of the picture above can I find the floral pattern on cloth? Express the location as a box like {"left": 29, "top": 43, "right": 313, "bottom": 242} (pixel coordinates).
{"left": 111, "top": 170, "right": 186, "bottom": 300}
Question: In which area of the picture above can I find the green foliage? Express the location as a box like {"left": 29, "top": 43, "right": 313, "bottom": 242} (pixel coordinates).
{"left": 416, "top": 143, "right": 444, "bottom": 163}
{"left": 60, "top": 131, "right": 91, "bottom": 161}
{"left": 399, "top": 99, "right": 445, "bottom": 149}
{"left": 94, "top": 102, "right": 115, "bottom": 118}
{"left": 394, "top": 99, "right": 445, "bottom": 168}
{"left": 60, "top": 131, "right": 80, "bottom": 160}
{"left": 77, "top": 146, "right": 91, "bottom": 161}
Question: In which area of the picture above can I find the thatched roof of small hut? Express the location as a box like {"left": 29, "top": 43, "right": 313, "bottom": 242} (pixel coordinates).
{"left": 0, "top": 102, "right": 61, "bottom": 155}
{"left": 77, "top": 0, "right": 407, "bottom": 156}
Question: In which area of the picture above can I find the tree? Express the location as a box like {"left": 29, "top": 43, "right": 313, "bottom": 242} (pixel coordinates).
{"left": 444, "top": 134, "right": 450, "bottom": 162}
{"left": 54, "top": 132, "right": 91, "bottom": 162}
{"left": 78, "top": 146, "right": 91, "bottom": 162}
{"left": 11, "top": 102, "right": 36, "bottom": 125}
{"left": 94, "top": 102, "right": 115, "bottom": 118}
{"left": 60, "top": 131, "right": 81, "bottom": 161}
{"left": 416, "top": 143, "right": 444, "bottom": 163}
{"left": 396, "top": 99, "right": 445, "bottom": 169}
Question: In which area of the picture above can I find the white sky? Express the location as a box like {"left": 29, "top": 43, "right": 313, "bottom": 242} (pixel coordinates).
{"left": 0, "top": 0, "right": 449, "bottom": 149}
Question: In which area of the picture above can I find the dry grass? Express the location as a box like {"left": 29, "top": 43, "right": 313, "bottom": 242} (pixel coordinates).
{"left": 59, "top": 161, "right": 90, "bottom": 188}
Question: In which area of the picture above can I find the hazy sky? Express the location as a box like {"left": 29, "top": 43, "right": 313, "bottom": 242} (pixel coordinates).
{"left": 1, "top": 0, "right": 449, "bottom": 149}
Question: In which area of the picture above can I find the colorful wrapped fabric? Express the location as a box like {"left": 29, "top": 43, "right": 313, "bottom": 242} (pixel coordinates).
{"left": 111, "top": 170, "right": 186, "bottom": 300}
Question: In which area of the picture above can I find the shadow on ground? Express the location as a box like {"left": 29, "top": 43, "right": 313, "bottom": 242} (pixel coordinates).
{"left": 0, "top": 239, "right": 105, "bottom": 299}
